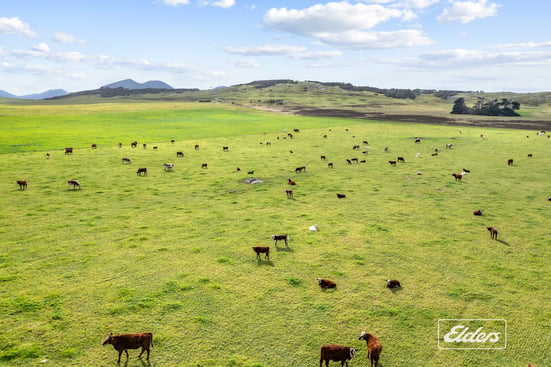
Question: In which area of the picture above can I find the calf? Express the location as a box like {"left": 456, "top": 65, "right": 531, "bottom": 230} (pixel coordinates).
{"left": 67, "top": 180, "right": 81, "bottom": 189}
{"left": 122, "top": 157, "right": 131, "bottom": 164}
{"left": 317, "top": 278, "right": 336, "bottom": 289}
{"left": 320, "top": 344, "right": 356, "bottom": 367}
{"left": 271, "top": 234, "right": 288, "bottom": 246}
{"left": 452, "top": 173, "right": 463, "bottom": 181}
{"left": 103, "top": 332, "right": 153, "bottom": 364}
{"left": 386, "top": 279, "right": 401, "bottom": 289}
{"left": 285, "top": 189, "right": 294, "bottom": 199}
{"left": 288, "top": 178, "right": 297, "bottom": 185}
{"left": 252, "top": 246, "right": 270, "bottom": 261}
{"left": 358, "top": 331, "right": 382, "bottom": 367}
{"left": 131, "top": 141, "right": 138, "bottom": 148}
{"left": 16, "top": 180, "right": 28, "bottom": 190}
{"left": 136, "top": 168, "right": 147, "bottom": 176}
{"left": 487, "top": 226, "right": 498, "bottom": 240}
{"left": 473, "top": 209, "right": 483, "bottom": 216}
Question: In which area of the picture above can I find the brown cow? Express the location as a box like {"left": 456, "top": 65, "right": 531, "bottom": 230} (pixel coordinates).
{"left": 320, "top": 344, "right": 356, "bottom": 367}
{"left": 285, "top": 189, "right": 294, "bottom": 199}
{"left": 288, "top": 178, "right": 296, "bottom": 185}
{"left": 317, "top": 278, "right": 336, "bottom": 289}
{"left": 103, "top": 332, "right": 153, "bottom": 363}
{"left": 452, "top": 173, "right": 463, "bottom": 181}
{"left": 358, "top": 331, "right": 382, "bottom": 367}
{"left": 487, "top": 226, "right": 498, "bottom": 240}
{"left": 473, "top": 210, "right": 483, "bottom": 216}
{"left": 16, "top": 180, "right": 28, "bottom": 190}
{"left": 252, "top": 246, "right": 270, "bottom": 260}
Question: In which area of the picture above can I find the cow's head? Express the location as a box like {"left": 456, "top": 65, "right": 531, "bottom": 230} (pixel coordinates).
{"left": 358, "top": 331, "right": 370, "bottom": 341}
{"left": 102, "top": 333, "right": 113, "bottom": 346}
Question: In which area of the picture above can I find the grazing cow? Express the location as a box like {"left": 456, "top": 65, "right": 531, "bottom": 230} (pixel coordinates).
{"left": 328, "top": 163, "right": 334, "bottom": 168}
{"left": 293, "top": 128, "right": 300, "bottom": 133}
{"left": 285, "top": 189, "right": 294, "bottom": 199}
{"left": 171, "top": 139, "right": 175, "bottom": 144}
{"left": 143, "top": 143, "right": 147, "bottom": 149}
{"left": 527, "top": 153, "right": 533, "bottom": 158}
{"left": 247, "top": 170, "right": 254, "bottom": 175}
{"left": 136, "top": 168, "right": 147, "bottom": 176}
{"left": 222, "top": 146, "right": 229, "bottom": 151}
{"left": 309, "top": 224, "right": 319, "bottom": 231}
{"left": 118, "top": 143, "right": 122, "bottom": 148}
{"left": 16, "top": 180, "right": 28, "bottom": 190}
{"left": 487, "top": 227, "right": 498, "bottom": 240}
{"left": 415, "top": 137, "right": 421, "bottom": 143}
{"left": 153, "top": 146, "right": 158, "bottom": 150}
{"left": 103, "top": 332, "right": 153, "bottom": 364}
{"left": 473, "top": 210, "right": 483, "bottom": 216}
{"left": 201, "top": 163, "right": 208, "bottom": 169}
{"left": 163, "top": 163, "right": 174, "bottom": 171}
{"left": 358, "top": 331, "right": 382, "bottom": 367}
{"left": 131, "top": 141, "right": 138, "bottom": 148}
{"left": 317, "top": 278, "right": 336, "bottom": 289}
{"left": 397, "top": 156, "right": 405, "bottom": 163}
{"left": 386, "top": 279, "right": 401, "bottom": 289}
{"left": 67, "top": 180, "right": 81, "bottom": 189}
{"left": 508, "top": 159, "right": 514, "bottom": 166}
{"left": 195, "top": 144, "right": 200, "bottom": 150}
{"left": 271, "top": 234, "right": 288, "bottom": 246}
{"left": 64, "top": 147, "right": 73, "bottom": 155}
{"left": 288, "top": 178, "right": 297, "bottom": 185}
{"left": 46, "top": 152, "right": 50, "bottom": 159}
{"left": 431, "top": 153, "right": 438, "bottom": 156}
{"left": 336, "top": 193, "right": 346, "bottom": 199}
{"left": 122, "top": 158, "right": 131, "bottom": 164}
{"left": 288, "top": 133, "right": 293, "bottom": 139}
{"left": 236, "top": 167, "right": 241, "bottom": 172}
{"left": 295, "top": 166, "right": 306, "bottom": 173}
{"left": 323, "top": 134, "right": 328, "bottom": 138}
{"left": 252, "top": 246, "right": 270, "bottom": 260}
{"left": 91, "top": 144, "right": 97, "bottom": 149}
{"left": 353, "top": 145, "right": 360, "bottom": 150}
{"left": 446, "top": 143, "right": 453, "bottom": 149}
{"left": 320, "top": 344, "right": 356, "bottom": 367}
{"left": 321, "top": 155, "right": 327, "bottom": 160}
{"left": 176, "top": 151, "right": 184, "bottom": 157}
{"left": 548, "top": 195, "right": 551, "bottom": 201}
{"left": 452, "top": 173, "right": 463, "bottom": 181}
{"left": 351, "top": 158, "right": 359, "bottom": 164}
{"left": 388, "top": 160, "right": 397, "bottom": 166}
{"left": 346, "top": 159, "right": 352, "bottom": 165}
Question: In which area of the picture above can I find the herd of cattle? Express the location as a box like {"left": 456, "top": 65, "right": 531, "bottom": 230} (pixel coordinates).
{"left": 13, "top": 127, "right": 547, "bottom": 366}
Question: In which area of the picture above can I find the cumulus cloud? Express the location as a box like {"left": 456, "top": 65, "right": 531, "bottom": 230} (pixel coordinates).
{"left": 202, "top": 0, "right": 235, "bottom": 8}
{"left": 437, "top": 0, "right": 499, "bottom": 23}
{"left": 225, "top": 44, "right": 342, "bottom": 59}
{"left": 0, "top": 17, "right": 36, "bottom": 37}
{"left": 53, "top": 32, "right": 84, "bottom": 44}
{"left": 262, "top": 2, "right": 432, "bottom": 49}
{"left": 230, "top": 58, "right": 261, "bottom": 68}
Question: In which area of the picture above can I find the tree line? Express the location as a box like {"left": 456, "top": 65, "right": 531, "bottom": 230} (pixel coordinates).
{"left": 451, "top": 97, "right": 520, "bottom": 116}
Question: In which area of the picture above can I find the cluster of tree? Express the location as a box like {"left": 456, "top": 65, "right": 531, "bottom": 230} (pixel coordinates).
{"left": 451, "top": 97, "right": 520, "bottom": 116}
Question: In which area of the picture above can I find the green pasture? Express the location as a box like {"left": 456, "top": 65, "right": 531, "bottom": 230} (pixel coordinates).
{"left": 0, "top": 102, "right": 549, "bottom": 366}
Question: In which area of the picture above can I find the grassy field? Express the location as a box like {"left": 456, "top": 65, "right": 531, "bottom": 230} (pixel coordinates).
{"left": 0, "top": 100, "right": 549, "bottom": 366}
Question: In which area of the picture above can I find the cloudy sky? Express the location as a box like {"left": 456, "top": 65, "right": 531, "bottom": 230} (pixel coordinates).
{"left": 1, "top": 0, "right": 550, "bottom": 95}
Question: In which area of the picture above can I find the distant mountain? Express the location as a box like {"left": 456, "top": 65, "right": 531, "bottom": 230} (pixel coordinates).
{"left": 101, "top": 79, "right": 173, "bottom": 90}
{"left": 0, "top": 89, "right": 68, "bottom": 100}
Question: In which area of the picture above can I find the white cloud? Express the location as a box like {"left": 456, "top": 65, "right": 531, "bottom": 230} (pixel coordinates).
{"left": 315, "top": 29, "right": 433, "bottom": 48}
{"left": 264, "top": 2, "right": 404, "bottom": 35}
{"left": 437, "top": 0, "right": 499, "bottom": 23}
{"left": 53, "top": 32, "right": 84, "bottom": 44}
{"left": 230, "top": 59, "right": 261, "bottom": 68}
{"left": 209, "top": 0, "right": 235, "bottom": 8}
{"left": 225, "top": 44, "right": 342, "bottom": 59}
{"left": 158, "top": 0, "right": 190, "bottom": 6}
{"left": 32, "top": 42, "right": 50, "bottom": 53}
{"left": 0, "top": 17, "right": 37, "bottom": 37}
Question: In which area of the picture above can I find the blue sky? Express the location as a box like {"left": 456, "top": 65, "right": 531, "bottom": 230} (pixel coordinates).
{"left": 1, "top": 0, "right": 550, "bottom": 94}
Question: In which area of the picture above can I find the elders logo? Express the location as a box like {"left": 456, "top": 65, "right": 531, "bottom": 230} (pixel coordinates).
{"left": 438, "top": 319, "right": 507, "bottom": 349}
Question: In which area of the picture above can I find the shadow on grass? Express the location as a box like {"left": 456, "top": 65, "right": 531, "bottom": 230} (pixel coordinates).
{"left": 389, "top": 287, "right": 403, "bottom": 295}
{"left": 275, "top": 246, "right": 294, "bottom": 253}
{"left": 257, "top": 260, "right": 274, "bottom": 266}
{"left": 496, "top": 239, "right": 511, "bottom": 246}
